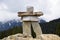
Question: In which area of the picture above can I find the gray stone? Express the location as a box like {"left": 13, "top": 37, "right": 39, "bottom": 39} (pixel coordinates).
{"left": 18, "top": 7, "right": 43, "bottom": 38}
{"left": 2, "top": 34, "right": 60, "bottom": 40}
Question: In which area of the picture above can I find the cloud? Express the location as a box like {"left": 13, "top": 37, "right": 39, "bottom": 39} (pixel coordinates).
{"left": 0, "top": 3, "right": 8, "bottom": 10}
{"left": 0, "top": 3, "right": 18, "bottom": 22}
{"left": 2, "top": 0, "right": 45, "bottom": 12}
{"left": 0, "top": 11, "right": 18, "bottom": 22}
{"left": 40, "top": 0, "right": 60, "bottom": 22}
{"left": 0, "top": 0, "right": 60, "bottom": 22}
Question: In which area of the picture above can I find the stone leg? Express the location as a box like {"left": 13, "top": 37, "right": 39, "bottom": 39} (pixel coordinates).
{"left": 31, "top": 21, "right": 42, "bottom": 39}
{"left": 23, "top": 22, "right": 32, "bottom": 38}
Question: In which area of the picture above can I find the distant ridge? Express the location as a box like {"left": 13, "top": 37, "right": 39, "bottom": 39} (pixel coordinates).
{"left": 0, "top": 18, "right": 60, "bottom": 31}
{"left": 50, "top": 18, "right": 60, "bottom": 22}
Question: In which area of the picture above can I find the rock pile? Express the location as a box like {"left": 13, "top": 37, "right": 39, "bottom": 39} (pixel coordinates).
{"left": 2, "top": 33, "right": 60, "bottom": 40}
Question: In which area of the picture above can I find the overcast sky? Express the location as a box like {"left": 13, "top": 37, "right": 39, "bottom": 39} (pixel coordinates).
{"left": 0, "top": 0, "right": 60, "bottom": 22}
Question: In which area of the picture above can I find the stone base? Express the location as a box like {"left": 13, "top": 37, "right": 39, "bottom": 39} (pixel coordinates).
{"left": 2, "top": 33, "right": 60, "bottom": 40}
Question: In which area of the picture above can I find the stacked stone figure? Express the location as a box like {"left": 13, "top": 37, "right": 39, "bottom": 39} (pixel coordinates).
{"left": 18, "top": 6, "right": 43, "bottom": 39}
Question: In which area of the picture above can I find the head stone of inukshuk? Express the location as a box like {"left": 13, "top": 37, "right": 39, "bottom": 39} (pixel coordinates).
{"left": 27, "top": 6, "right": 34, "bottom": 13}
{"left": 18, "top": 6, "right": 43, "bottom": 38}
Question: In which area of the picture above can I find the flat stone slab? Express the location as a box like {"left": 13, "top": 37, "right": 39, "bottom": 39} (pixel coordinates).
{"left": 2, "top": 33, "right": 60, "bottom": 40}
{"left": 18, "top": 12, "right": 43, "bottom": 17}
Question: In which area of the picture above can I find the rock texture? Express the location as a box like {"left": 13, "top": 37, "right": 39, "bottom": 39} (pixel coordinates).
{"left": 2, "top": 33, "right": 60, "bottom": 40}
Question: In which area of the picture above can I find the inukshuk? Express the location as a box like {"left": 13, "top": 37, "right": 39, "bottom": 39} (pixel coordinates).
{"left": 18, "top": 6, "right": 43, "bottom": 39}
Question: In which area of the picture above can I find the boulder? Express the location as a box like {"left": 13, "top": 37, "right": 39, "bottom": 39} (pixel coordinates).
{"left": 2, "top": 33, "right": 60, "bottom": 40}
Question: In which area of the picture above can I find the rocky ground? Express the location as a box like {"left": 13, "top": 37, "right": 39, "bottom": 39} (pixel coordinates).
{"left": 2, "top": 33, "right": 60, "bottom": 40}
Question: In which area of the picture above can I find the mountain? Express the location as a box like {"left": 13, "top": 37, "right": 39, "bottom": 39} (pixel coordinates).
{"left": 0, "top": 18, "right": 60, "bottom": 31}
{"left": 0, "top": 18, "right": 60, "bottom": 39}
{"left": 0, "top": 18, "right": 60, "bottom": 32}
{"left": 40, "top": 19, "right": 46, "bottom": 23}
{"left": 0, "top": 19, "right": 22, "bottom": 31}
{"left": 50, "top": 18, "right": 60, "bottom": 22}
{"left": 0, "top": 19, "right": 46, "bottom": 31}
{"left": 40, "top": 18, "right": 60, "bottom": 35}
